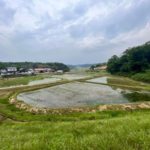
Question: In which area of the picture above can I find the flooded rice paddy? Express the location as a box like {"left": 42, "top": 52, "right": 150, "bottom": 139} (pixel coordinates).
{"left": 87, "top": 77, "right": 108, "bottom": 84}
{"left": 18, "top": 81, "right": 142, "bottom": 108}
{"left": 53, "top": 74, "right": 90, "bottom": 80}
{"left": 28, "top": 74, "right": 90, "bottom": 86}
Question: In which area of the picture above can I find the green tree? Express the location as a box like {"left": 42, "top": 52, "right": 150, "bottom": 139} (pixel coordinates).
{"left": 107, "top": 42, "right": 150, "bottom": 74}
{"left": 107, "top": 55, "right": 121, "bottom": 74}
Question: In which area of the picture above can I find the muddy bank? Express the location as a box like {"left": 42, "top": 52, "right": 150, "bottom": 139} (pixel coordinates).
{"left": 10, "top": 96, "right": 150, "bottom": 114}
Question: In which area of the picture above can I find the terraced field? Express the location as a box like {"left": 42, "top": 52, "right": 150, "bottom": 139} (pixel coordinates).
{"left": 17, "top": 82, "right": 130, "bottom": 108}
{"left": 0, "top": 72, "right": 150, "bottom": 150}
{"left": 17, "top": 75, "right": 150, "bottom": 109}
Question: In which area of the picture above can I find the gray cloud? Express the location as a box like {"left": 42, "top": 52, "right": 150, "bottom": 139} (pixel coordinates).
{"left": 0, "top": 0, "right": 15, "bottom": 25}
{"left": 0, "top": 0, "right": 150, "bottom": 64}
{"left": 69, "top": 0, "right": 150, "bottom": 39}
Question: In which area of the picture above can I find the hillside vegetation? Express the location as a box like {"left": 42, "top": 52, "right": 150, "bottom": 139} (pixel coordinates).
{"left": 107, "top": 42, "right": 150, "bottom": 82}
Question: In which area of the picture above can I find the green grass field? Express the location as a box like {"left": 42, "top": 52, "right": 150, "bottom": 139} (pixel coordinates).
{"left": 0, "top": 110, "right": 150, "bottom": 150}
{"left": 0, "top": 72, "right": 150, "bottom": 150}
{"left": 0, "top": 74, "right": 54, "bottom": 87}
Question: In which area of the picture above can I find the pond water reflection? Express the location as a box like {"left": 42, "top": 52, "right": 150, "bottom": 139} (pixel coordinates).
{"left": 17, "top": 81, "right": 150, "bottom": 109}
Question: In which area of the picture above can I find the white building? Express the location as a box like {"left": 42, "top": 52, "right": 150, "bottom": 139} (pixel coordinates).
{"left": 7, "top": 67, "right": 17, "bottom": 72}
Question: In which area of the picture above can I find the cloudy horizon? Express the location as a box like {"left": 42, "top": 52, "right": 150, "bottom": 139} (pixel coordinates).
{"left": 0, "top": 0, "right": 150, "bottom": 64}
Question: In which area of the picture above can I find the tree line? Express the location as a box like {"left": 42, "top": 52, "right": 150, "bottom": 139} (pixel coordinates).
{"left": 107, "top": 42, "right": 150, "bottom": 75}
{"left": 0, "top": 62, "right": 70, "bottom": 72}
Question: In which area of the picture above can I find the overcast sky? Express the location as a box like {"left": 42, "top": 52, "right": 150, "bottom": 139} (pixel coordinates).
{"left": 0, "top": 0, "right": 150, "bottom": 64}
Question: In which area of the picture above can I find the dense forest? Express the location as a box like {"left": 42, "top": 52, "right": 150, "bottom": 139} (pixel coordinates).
{"left": 107, "top": 42, "right": 150, "bottom": 82}
{"left": 0, "top": 62, "right": 70, "bottom": 72}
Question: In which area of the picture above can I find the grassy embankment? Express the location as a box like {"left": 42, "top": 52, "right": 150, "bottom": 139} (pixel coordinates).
{"left": 85, "top": 72, "right": 150, "bottom": 91}
{"left": 106, "top": 76, "right": 150, "bottom": 90}
{"left": 131, "top": 70, "right": 150, "bottom": 83}
{"left": 0, "top": 110, "right": 150, "bottom": 150}
{"left": 110, "top": 70, "right": 150, "bottom": 84}
{"left": 0, "top": 72, "right": 150, "bottom": 150}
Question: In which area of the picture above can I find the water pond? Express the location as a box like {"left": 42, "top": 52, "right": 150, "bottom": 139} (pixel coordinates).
{"left": 28, "top": 78, "right": 61, "bottom": 86}
{"left": 17, "top": 82, "right": 150, "bottom": 109}
{"left": 28, "top": 74, "right": 90, "bottom": 86}
{"left": 52, "top": 74, "right": 90, "bottom": 80}
{"left": 87, "top": 77, "right": 108, "bottom": 84}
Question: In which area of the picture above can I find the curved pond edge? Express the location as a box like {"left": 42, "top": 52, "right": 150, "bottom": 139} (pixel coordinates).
{"left": 9, "top": 95, "right": 150, "bottom": 114}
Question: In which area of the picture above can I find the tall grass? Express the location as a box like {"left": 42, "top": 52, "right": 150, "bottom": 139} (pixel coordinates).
{"left": 131, "top": 70, "right": 150, "bottom": 83}
{"left": 0, "top": 110, "right": 150, "bottom": 150}
{"left": 0, "top": 73, "right": 150, "bottom": 150}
